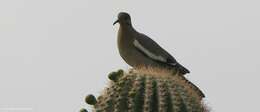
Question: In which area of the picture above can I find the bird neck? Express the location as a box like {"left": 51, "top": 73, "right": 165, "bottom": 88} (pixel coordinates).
{"left": 118, "top": 25, "right": 137, "bottom": 47}
{"left": 119, "top": 25, "right": 136, "bottom": 35}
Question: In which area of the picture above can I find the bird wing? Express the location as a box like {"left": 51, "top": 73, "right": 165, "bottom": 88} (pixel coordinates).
{"left": 133, "top": 33, "right": 178, "bottom": 65}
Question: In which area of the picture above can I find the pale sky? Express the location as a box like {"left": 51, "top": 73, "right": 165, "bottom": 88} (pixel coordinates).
{"left": 0, "top": 0, "right": 260, "bottom": 112}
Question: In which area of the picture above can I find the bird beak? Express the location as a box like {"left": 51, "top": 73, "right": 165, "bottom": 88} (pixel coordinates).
{"left": 113, "top": 20, "right": 119, "bottom": 25}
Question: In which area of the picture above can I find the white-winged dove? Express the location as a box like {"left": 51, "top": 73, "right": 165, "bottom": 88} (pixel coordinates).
{"left": 113, "top": 12, "right": 190, "bottom": 75}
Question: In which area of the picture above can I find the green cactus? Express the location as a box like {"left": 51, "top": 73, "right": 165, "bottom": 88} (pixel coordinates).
{"left": 84, "top": 68, "right": 208, "bottom": 112}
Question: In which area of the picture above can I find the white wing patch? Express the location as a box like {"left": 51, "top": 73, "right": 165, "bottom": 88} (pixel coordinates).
{"left": 133, "top": 39, "right": 167, "bottom": 62}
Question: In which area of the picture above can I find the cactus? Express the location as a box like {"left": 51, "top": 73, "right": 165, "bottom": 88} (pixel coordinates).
{"left": 79, "top": 108, "right": 88, "bottom": 112}
{"left": 84, "top": 67, "right": 208, "bottom": 112}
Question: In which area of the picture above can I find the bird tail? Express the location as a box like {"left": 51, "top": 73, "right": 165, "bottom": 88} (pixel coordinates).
{"left": 177, "top": 63, "right": 190, "bottom": 74}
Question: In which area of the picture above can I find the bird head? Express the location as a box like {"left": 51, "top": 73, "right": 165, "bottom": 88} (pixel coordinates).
{"left": 113, "top": 12, "right": 132, "bottom": 26}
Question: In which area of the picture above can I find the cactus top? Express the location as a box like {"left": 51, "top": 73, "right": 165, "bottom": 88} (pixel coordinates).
{"left": 85, "top": 68, "right": 207, "bottom": 112}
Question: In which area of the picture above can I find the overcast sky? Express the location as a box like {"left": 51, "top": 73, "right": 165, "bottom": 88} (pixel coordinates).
{"left": 0, "top": 0, "right": 260, "bottom": 112}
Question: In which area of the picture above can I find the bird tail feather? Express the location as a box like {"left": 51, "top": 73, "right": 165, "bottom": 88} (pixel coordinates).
{"left": 177, "top": 63, "right": 190, "bottom": 74}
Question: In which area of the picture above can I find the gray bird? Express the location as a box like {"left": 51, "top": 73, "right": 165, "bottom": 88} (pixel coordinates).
{"left": 113, "top": 12, "right": 190, "bottom": 75}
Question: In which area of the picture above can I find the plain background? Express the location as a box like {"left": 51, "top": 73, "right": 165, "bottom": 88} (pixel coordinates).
{"left": 0, "top": 0, "right": 259, "bottom": 112}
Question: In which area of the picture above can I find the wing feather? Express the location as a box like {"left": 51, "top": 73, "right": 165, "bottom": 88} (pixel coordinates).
{"left": 133, "top": 33, "right": 177, "bottom": 65}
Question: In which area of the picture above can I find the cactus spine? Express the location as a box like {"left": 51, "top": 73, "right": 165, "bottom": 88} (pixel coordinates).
{"left": 83, "top": 67, "right": 208, "bottom": 112}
